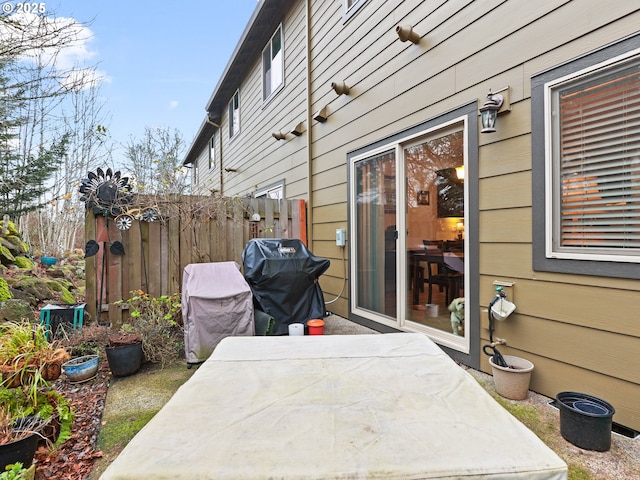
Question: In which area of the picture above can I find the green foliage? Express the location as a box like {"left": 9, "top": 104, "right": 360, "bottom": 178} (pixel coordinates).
{"left": 0, "top": 388, "right": 73, "bottom": 448}
{"left": 0, "top": 132, "right": 70, "bottom": 220}
{"left": 0, "top": 322, "right": 69, "bottom": 403}
{"left": 0, "top": 278, "right": 11, "bottom": 302}
{"left": 115, "top": 291, "right": 183, "bottom": 366}
{"left": 0, "top": 462, "right": 27, "bottom": 480}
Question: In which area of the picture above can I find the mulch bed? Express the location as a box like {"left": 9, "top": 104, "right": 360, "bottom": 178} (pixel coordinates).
{"left": 33, "top": 360, "right": 110, "bottom": 480}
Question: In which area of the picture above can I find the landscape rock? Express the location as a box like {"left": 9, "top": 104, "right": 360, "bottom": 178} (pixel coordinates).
{"left": 0, "top": 298, "right": 36, "bottom": 322}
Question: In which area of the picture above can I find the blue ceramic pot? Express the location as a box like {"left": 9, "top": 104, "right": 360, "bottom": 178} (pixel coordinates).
{"left": 41, "top": 256, "right": 58, "bottom": 267}
{"left": 62, "top": 354, "right": 99, "bottom": 383}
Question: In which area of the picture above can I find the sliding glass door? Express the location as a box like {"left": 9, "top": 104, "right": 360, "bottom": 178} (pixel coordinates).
{"left": 350, "top": 117, "right": 470, "bottom": 354}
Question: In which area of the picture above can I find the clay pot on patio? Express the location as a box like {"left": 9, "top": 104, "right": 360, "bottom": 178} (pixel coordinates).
{"left": 489, "top": 355, "right": 534, "bottom": 400}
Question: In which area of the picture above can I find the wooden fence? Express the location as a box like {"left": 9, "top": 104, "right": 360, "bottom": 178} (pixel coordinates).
{"left": 84, "top": 195, "right": 306, "bottom": 327}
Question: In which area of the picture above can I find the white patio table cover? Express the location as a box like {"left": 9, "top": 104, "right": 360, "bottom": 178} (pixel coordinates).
{"left": 100, "top": 333, "right": 567, "bottom": 480}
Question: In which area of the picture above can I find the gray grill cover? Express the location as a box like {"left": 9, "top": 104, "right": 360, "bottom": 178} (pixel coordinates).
{"left": 182, "top": 262, "right": 254, "bottom": 363}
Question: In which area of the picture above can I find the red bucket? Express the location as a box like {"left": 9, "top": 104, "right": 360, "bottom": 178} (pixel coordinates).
{"left": 307, "top": 319, "right": 325, "bottom": 335}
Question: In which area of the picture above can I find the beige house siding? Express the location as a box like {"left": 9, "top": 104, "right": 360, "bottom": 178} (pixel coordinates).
{"left": 192, "top": 2, "right": 309, "bottom": 201}
{"left": 308, "top": 0, "right": 640, "bottom": 430}
{"left": 192, "top": 135, "right": 216, "bottom": 193}
{"left": 185, "top": 0, "right": 640, "bottom": 431}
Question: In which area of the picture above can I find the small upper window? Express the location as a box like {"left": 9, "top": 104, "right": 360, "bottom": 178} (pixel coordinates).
{"left": 262, "top": 25, "right": 284, "bottom": 101}
{"left": 208, "top": 135, "right": 215, "bottom": 169}
{"left": 229, "top": 90, "right": 240, "bottom": 139}
{"left": 255, "top": 181, "right": 284, "bottom": 200}
{"left": 343, "top": 0, "right": 367, "bottom": 22}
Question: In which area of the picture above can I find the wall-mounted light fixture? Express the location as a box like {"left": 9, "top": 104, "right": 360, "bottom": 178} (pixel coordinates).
{"left": 272, "top": 131, "right": 287, "bottom": 140}
{"left": 331, "top": 81, "right": 350, "bottom": 96}
{"left": 396, "top": 24, "right": 420, "bottom": 44}
{"left": 290, "top": 122, "right": 305, "bottom": 136}
{"left": 314, "top": 107, "right": 328, "bottom": 123}
{"left": 479, "top": 87, "right": 511, "bottom": 133}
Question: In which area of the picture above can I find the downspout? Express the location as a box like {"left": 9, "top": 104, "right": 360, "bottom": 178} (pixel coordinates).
{"left": 305, "top": 0, "right": 313, "bottom": 249}
{"left": 205, "top": 115, "right": 224, "bottom": 195}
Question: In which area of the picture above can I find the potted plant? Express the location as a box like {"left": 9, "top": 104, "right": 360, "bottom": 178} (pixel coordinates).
{"left": 0, "top": 387, "right": 73, "bottom": 449}
{"left": 0, "top": 407, "right": 45, "bottom": 473}
{"left": 0, "top": 322, "right": 70, "bottom": 391}
{"left": 113, "top": 290, "right": 183, "bottom": 368}
{"left": 105, "top": 323, "right": 144, "bottom": 378}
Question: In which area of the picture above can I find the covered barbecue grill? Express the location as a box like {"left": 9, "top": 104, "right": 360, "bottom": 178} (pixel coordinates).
{"left": 242, "top": 238, "right": 330, "bottom": 335}
{"left": 182, "top": 261, "right": 254, "bottom": 364}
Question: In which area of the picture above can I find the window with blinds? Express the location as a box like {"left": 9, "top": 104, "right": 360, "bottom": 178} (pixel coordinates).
{"left": 550, "top": 56, "right": 640, "bottom": 259}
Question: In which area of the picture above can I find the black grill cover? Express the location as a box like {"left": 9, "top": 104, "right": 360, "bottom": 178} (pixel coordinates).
{"left": 242, "top": 238, "right": 330, "bottom": 335}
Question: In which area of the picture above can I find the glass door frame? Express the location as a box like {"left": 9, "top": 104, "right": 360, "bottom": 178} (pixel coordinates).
{"left": 347, "top": 102, "right": 480, "bottom": 368}
{"left": 397, "top": 118, "right": 469, "bottom": 354}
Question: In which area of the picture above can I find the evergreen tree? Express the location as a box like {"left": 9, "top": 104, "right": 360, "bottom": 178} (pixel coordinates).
{"left": 0, "top": 61, "right": 69, "bottom": 219}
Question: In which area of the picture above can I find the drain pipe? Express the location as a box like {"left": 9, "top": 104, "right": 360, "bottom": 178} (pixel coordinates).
{"left": 305, "top": 0, "right": 313, "bottom": 249}
{"left": 206, "top": 114, "right": 224, "bottom": 195}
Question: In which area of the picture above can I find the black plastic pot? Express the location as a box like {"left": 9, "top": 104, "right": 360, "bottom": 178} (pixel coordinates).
{"left": 0, "top": 431, "right": 39, "bottom": 471}
{"left": 105, "top": 342, "right": 143, "bottom": 377}
{"left": 556, "top": 391, "right": 615, "bottom": 451}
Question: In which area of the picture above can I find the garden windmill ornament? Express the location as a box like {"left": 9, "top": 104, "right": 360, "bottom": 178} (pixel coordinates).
{"left": 79, "top": 167, "right": 160, "bottom": 230}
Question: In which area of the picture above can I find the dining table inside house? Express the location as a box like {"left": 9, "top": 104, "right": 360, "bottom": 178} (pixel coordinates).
{"left": 100, "top": 333, "right": 567, "bottom": 480}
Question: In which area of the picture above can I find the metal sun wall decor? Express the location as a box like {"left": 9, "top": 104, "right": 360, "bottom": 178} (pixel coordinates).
{"left": 79, "top": 167, "right": 159, "bottom": 230}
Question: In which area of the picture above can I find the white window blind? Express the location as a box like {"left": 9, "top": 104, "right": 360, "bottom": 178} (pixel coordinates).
{"left": 554, "top": 61, "right": 640, "bottom": 254}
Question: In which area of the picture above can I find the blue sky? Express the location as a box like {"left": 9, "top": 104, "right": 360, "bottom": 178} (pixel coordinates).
{"left": 49, "top": 0, "right": 258, "bottom": 164}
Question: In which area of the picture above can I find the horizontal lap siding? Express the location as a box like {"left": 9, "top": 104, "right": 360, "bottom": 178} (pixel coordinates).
{"left": 216, "top": 2, "right": 309, "bottom": 200}
{"left": 309, "top": 0, "right": 640, "bottom": 428}
{"left": 473, "top": 1, "right": 640, "bottom": 430}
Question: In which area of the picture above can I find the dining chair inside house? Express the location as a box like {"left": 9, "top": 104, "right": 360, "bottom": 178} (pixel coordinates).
{"left": 423, "top": 249, "right": 463, "bottom": 305}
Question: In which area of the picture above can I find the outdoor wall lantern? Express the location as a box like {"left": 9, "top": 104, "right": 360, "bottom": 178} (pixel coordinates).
{"left": 331, "top": 81, "right": 350, "bottom": 96}
{"left": 396, "top": 24, "right": 420, "bottom": 44}
{"left": 479, "top": 87, "right": 510, "bottom": 133}
{"left": 314, "top": 106, "right": 328, "bottom": 123}
{"left": 272, "top": 131, "right": 287, "bottom": 140}
{"left": 290, "top": 122, "right": 305, "bottom": 136}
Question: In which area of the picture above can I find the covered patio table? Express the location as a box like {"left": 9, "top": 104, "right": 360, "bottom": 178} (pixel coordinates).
{"left": 100, "top": 333, "right": 567, "bottom": 480}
